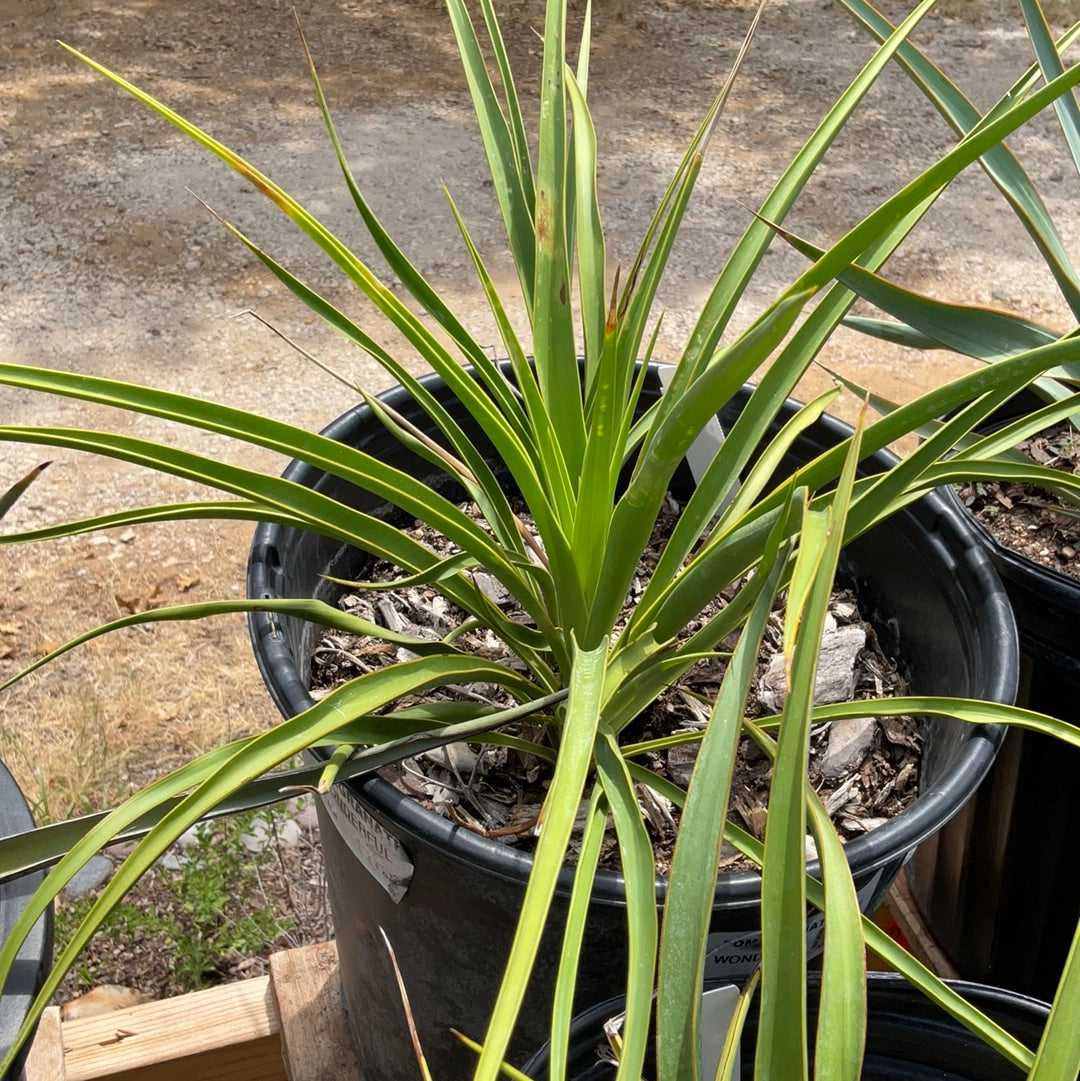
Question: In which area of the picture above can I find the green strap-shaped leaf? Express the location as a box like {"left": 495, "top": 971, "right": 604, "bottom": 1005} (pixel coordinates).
{"left": 207, "top": 207, "right": 540, "bottom": 560}
{"left": 445, "top": 0, "right": 536, "bottom": 309}
{"left": 0, "top": 462, "right": 49, "bottom": 522}
{"left": 811, "top": 697, "right": 1080, "bottom": 751}
{"left": 0, "top": 653, "right": 539, "bottom": 1075}
{"left": 0, "top": 689, "right": 567, "bottom": 882}
{"left": 682, "top": 0, "right": 940, "bottom": 370}
{"left": 593, "top": 290, "right": 811, "bottom": 644}
{"left": 0, "top": 411, "right": 555, "bottom": 643}
{"left": 439, "top": 186, "right": 580, "bottom": 558}
{"left": 633, "top": 386, "right": 840, "bottom": 640}
{"left": 757, "top": 407, "right": 864, "bottom": 1081}
{"left": 837, "top": 0, "right": 1080, "bottom": 319}
{"left": 472, "top": 640, "right": 607, "bottom": 1081}
{"left": 772, "top": 221, "right": 1060, "bottom": 361}
{"left": 749, "top": 335, "right": 1080, "bottom": 533}
{"left": 594, "top": 732, "right": 657, "bottom": 1081}
{"left": 294, "top": 13, "right": 508, "bottom": 384}
{"left": 547, "top": 785, "right": 607, "bottom": 1081}
{"left": 1021, "top": 0, "right": 1080, "bottom": 171}
{"left": 1029, "top": 916, "right": 1080, "bottom": 1080}
{"left": 618, "top": 0, "right": 768, "bottom": 395}
{"left": 656, "top": 504, "right": 792, "bottom": 1081}
{"left": 565, "top": 68, "right": 606, "bottom": 382}
{"left": 0, "top": 364, "right": 529, "bottom": 587}
{"left": 861, "top": 919, "right": 1035, "bottom": 1073}
{"left": 0, "top": 501, "right": 305, "bottom": 546}
{"left": 725, "top": 815, "right": 1040, "bottom": 1072}
{"left": 0, "top": 596, "right": 470, "bottom": 695}
{"left": 532, "top": 0, "right": 586, "bottom": 480}
{"left": 59, "top": 41, "right": 533, "bottom": 458}
{"left": 806, "top": 791, "right": 865, "bottom": 1081}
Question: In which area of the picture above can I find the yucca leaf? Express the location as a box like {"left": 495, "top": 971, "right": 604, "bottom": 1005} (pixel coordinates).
{"left": 181, "top": 203, "right": 551, "bottom": 557}
{"left": 548, "top": 785, "right": 607, "bottom": 1081}
{"left": 861, "top": 920, "right": 1036, "bottom": 1071}
{"left": 837, "top": 0, "right": 1080, "bottom": 319}
{"left": 637, "top": 387, "right": 840, "bottom": 635}
{"left": 0, "top": 389, "right": 554, "bottom": 635}
{"left": 0, "top": 462, "right": 50, "bottom": 522}
{"left": 723, "top": 820, "right": 1039, "bottom": 1072}
{"left": 595, "top": 733, "right": 658, "bottom": 1081}
{"left": 618, "top": 0, "right": 768, "bottom": 392}
{"left": 684, "top": 0, "right": 940, "bottom": 366}
{"left": 531, "top": 0, "right": 585, "bottom": 481}
{"left": 565, "top": 67, "right": 606, "bottom": 382}
{"left": 753, "top": 502, "right": 825, "bottom": 1081}
{"left": 0, "top": 652, "right": 541, "bottom": 1076}
{"left": 472, "top": 640, "right": 607, "bottom": 1081}
{"left": 0, "top": 688, "right": 567, "bottom": 882}
{"left": 757, "top": 404, "right": 862, "bottom": 1081}
{"left": 962, "top": 391, "right": 1080, "bottom": 457}
{"left": 639, "top": 503, "right": 790, "bottom": 649}
{"left": 745, "top": 336, "right": 1080, "bottom": 536}
{"left": 0, "top": 501, "right": 305, "bottom": 545}
{"left": 1029, "top": 916, "right": 1080, "bottom": 1080}
{"left": 772, "top": 220, "right": 1061, "bottom": 361}
{"left": 0, "top": 596, "right": 474, "bottom": 696}
{"left": 293, "top": 12, "right": 497, "bottom": 376}
{"left": 805, "top": 794, "right": 865, "bottom": 1081}
{"left": 1020, "top": 0, "right": 1080, "bottom": 177}
{"left": 656, "top": 507, "right": 791, "bottom": 1081}
{"left": 594, "top": 291, "right": 811, "bottom": 645}
{"left": 439, "top": 187, "right": 581, "bottom": 577}
{"left": 59, "top": 42, "right": 536, "bottom": 435}
{"left": 446, "top": 0, "right": 536, "bottom": 307}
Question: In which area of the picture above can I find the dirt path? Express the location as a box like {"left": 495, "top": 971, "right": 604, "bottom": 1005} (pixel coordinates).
{"left": 1, "top": 0, "right": 1077, "bottom": 818}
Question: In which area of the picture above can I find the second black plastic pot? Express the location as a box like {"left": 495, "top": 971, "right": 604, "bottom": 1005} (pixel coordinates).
{"left": 247, "top": 368, "right": 1016, "bottom": 1081}
{"left": 0, "top": 762, "right": 53, "bottom": 1080}
{"left": 911, "top": 389, "right": 1080, "bottom": 1000}
{"left": 520, "top": 974, "right": 1057, "bottom": 1081}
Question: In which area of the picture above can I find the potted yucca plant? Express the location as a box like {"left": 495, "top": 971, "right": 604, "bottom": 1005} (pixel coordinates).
{"left": 2, "top": 1, "right": 1080, "bottom": 1080}
{"left": 770, "top": 0, "right": 1080, "bottom": 1006}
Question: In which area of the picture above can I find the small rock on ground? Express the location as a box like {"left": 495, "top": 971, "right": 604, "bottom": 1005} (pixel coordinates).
{"left": 62, "top": 854, "right": 113, "bottom": 898}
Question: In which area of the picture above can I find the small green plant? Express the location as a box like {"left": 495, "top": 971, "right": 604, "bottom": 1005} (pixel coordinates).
{"left": 55, "top": 806, "right": 301, "bottom": 997}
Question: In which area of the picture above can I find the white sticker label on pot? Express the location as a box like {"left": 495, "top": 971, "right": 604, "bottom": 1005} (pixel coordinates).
{"left": 704, "top": 867, "right": 885, "bottom": 978}
{"left": 322, "top": 786, "right": 414, "bottom": 904}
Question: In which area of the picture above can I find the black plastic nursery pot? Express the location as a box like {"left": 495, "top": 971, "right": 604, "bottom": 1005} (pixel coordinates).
{"left": 910, "top": 389, "right": 1080, "bottom": 1001}
{"left": 247, "top": 368, "right": 1016, "bottom": 1081}
{"left": 0, "top": 762, "right": 52, "bottom": 1080}
{"left": 520, "top": 974, "right": 1057, "bottom": 1081}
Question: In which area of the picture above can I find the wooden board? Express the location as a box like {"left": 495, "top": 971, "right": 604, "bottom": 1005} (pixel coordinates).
{"left": 19, "top": 942, "right": 366, "bottom": 1081}
{"left": 270, "top": 941, "right": 362, "bottom": 1081}
{"left": 882, "top": 869, "right": 960, "bottom": 979}
{"left": 59, "top": 976, "right": 286, "bottom": 1081}
{"left": 20, "top": 1006, "right": 64, "bottom": 1081}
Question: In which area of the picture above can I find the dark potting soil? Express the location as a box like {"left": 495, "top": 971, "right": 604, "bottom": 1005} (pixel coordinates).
{"left": 956, "top": 420, "right": 1080, "bottom": 581}
{"left": 310, "top": 501, "right": 919, "bottom": 875}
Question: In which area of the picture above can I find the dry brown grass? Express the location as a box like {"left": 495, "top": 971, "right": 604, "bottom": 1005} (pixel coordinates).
{"left": 1, "top": 518, "right": 275, "bottom": 823}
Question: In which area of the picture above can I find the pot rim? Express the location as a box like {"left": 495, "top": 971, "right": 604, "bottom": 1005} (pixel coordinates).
{"left": 943, "top": 385, "right": 1080, "bottom": 595}
{"left": 519, "top": 971, "right": 1051, "bottom": 1080}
